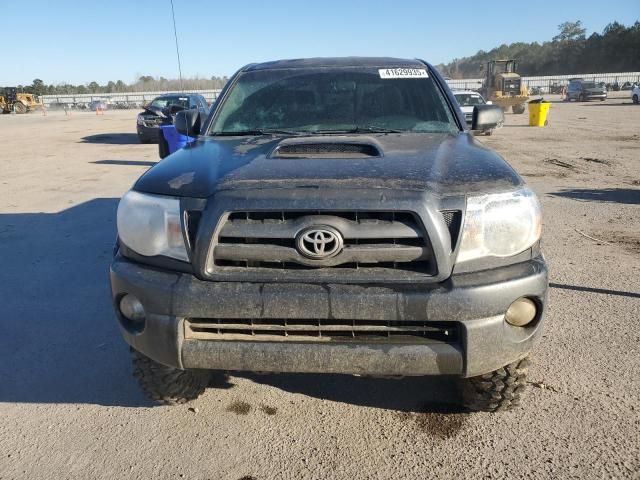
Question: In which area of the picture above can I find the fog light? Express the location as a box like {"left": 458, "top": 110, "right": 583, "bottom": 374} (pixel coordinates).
{"left": 505, "top": 297, "right": 537, "bottom": 327}
{"left": 119, "top": 294, "right": 145, "bottom": 322}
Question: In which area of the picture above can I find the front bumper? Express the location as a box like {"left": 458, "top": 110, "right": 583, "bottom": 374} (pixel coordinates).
{"left": 136, "top": 124, "right": 161, "bottom": 142}
{"left": 110, "top": 255, "right": 548, "bottom": 378}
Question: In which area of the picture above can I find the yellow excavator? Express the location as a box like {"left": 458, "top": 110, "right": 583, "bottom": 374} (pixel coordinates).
{"left": 480, "top": 60, "right": 529, "bottom": 114}
{"left": 0, "top": 88, "right": 43, "bottom": 114}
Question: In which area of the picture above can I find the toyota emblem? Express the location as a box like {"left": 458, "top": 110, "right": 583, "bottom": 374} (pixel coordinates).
{"left": 295, "top": 226, "right": 343, "bottom": 259}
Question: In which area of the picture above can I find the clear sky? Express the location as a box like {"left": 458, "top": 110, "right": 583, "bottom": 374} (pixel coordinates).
{"left": 3, "top": 0, "right": 638, "bottom": 86}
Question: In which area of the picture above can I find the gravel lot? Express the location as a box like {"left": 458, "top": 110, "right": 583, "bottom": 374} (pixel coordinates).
{"left": 1, "top": 96, "right": 639, "bottom": 480}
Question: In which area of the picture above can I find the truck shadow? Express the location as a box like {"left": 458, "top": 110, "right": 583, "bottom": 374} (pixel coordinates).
{"left": 579, "top": 102, "right": 637, "bottom": 107}
{"left": 91, "top": 159, "right": 157, "bottom": 167}
{"left": 550, "top": 282, "right": 640, "bottom": 299}
{"left": 236, "top": 372, "right": 465, "bottom": 415}
{"left": 234, "top": 372, "right": 470, "bottom": 437}
{"left": 0, "top": 198, "right": 151, "bottom": 407}
{"left": 80, "top": 133, "right": 141, "bottom": 144}
{"left": 550, "top": 187, "right": 640, "bottom": 205}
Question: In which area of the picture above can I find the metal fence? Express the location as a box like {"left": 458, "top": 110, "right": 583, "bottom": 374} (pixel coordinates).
{"left": 39, "top": 71, "right": 640, "bottom": 106}
{"left": 446, "top": 71, "right": 640, "bottom": 92}
{"left": 40, "top": 89, "right": 222, "bottom": 107}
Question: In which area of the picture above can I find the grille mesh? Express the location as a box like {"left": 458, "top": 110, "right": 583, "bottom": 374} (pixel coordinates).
{"left": 185, "top": 318, "right": 458, "bottom": 343}
{"left": 441, "top": 210, "right": 462, "bottom": 250}
{"left": 210, "top": 211, "right": 434, "bottom": 276}
{"left": 273, "top": 143, "right": 380, "bottom": 158}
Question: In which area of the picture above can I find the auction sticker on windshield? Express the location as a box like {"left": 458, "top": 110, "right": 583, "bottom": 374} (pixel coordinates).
{"left": 379, "top": 68, "right": 428, "bottom": 79}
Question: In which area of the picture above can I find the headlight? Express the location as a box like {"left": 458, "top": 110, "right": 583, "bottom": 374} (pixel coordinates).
{"left": 116, "top": 191, "right": 188, "bottom": 261}
{"left": 457, "top": 188, "right": 541, "bottom": 263}
{"left": 137, "top": 114, "right": 144, "bottom": 125}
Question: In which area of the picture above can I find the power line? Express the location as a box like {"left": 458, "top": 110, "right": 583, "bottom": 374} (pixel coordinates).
{"left": 169, "top": 0, "right": 184, "bottom": 92}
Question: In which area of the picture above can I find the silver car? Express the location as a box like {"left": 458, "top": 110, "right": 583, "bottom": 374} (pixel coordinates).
{"left": 566, "top": 79, "right": 607, "bottom": 101}
{"left": 453, "top": 90, "right": 495, "bottom": 135}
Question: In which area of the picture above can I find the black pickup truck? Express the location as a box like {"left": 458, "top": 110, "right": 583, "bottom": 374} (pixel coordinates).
{"left": 111, "top": 57, "right": 547, "bottom": 412}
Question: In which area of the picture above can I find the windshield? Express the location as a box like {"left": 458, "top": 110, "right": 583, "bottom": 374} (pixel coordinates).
{"left": 454, "top": 93, "right": 485, "bottom": 106}
{"left": 149, "top": 96, "right": 189, "bottom": 109}
{"left": 209, "top": 68, "right": 458, "bottom": 134}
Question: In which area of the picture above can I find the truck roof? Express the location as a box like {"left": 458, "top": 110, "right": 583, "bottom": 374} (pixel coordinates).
{"left": 452, "top": 90, "right": 483, "bottom": 96}
{"left": 243, "top": 57, "right": 426, "bottom": 71}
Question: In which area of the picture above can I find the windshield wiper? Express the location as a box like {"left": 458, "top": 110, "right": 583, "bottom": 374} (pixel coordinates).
{"left": 352, "top": 125, "right": 405, "bottom": 133}
{"left": 212, "top": 126, "right": 405, "bottom": 136}
{"left": 211, "top": 129, "right": 303, "bottom": 136}
{"left": 310, "top": 125, "right": 405, "bottom": 134}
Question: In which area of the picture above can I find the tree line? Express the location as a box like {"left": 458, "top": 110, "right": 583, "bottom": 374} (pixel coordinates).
{"left": 437, "top": 20, "right": 640, "bottom": 79}
{"left": 10, "top": 19, "right": 640, "bottom": 94}
{"left": 13, "top": 75, "right": 230, "bottom": 97}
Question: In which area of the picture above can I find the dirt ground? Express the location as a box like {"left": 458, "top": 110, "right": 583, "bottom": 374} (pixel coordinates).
{"left": 1, "top": 95, "right": 639, "bottom": 480}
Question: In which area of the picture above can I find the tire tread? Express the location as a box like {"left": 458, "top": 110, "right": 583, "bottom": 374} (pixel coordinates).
{"left": 131, "top": 349, "right": 210, "bottom": 405}
{"left": 461, "top": 357, "right": 529, "bottom": 412}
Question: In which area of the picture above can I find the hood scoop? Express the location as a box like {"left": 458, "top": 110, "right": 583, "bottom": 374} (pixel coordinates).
{"left": 271, "top": 141, "right": 381, "bottom": 159}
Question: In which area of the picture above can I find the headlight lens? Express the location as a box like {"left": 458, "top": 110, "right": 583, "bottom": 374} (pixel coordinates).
{"left": 116, "top": 190, "right": 188, "bottom": 261}
{"left": 136, "top": 114, "right": 144, "bottom": 125}
{"left": 457, "top": 188, "right": 541, "bottom": 263}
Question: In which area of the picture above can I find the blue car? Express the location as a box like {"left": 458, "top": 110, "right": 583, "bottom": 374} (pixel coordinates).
{"left": 137, "top": 93, "right": 209, "bottom": 144}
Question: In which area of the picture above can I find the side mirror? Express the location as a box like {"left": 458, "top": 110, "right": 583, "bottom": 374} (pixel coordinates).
{"left": 486, "top": 100, "right": 493, "bottom": 105}
{"left": 471, "top": 104, "right": 504, "bottom": 131}
{"left": 175, "top": 110, "right": 201, "bottom": 137}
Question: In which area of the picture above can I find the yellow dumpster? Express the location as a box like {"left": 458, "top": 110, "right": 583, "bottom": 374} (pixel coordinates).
{"left": 528, "top": 101, "right": 550, "bottom": 127}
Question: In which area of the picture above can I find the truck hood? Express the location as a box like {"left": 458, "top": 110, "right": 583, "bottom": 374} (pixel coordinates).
{"left": 141, "top": 106, "right": 167, "bottom": 118}
{"left": 134, "top": 132, "right": 522, "bottom": 198}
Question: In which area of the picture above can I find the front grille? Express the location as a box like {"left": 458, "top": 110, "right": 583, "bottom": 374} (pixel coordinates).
{"left": 210, "top": 211, "right": 435, "bottom": 277}
{"left": 142, "top": 116, "right": 163, "bottom": 127}
{"left": 503, "top": 79, "right": 521, "bottom": 94}
{"left": 185, "top": 318, "right": 458, "bottom": 343}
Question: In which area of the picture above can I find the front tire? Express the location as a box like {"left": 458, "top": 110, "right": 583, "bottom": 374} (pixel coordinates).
{"left": 13, "top": 102, "right": 27, "bottom": 114}
{"left": 460, "top": 357, "right": 529, "bottom": 412}
{"left": 131, "top": 349, "right": 210, "bottom": 405}
{"left": 579, "top": 94, "right": 585, "bottom": 102}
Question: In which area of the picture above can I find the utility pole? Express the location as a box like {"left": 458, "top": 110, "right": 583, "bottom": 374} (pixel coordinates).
{"left": 170, "top": 0, "right": 184, "bottom": 92}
